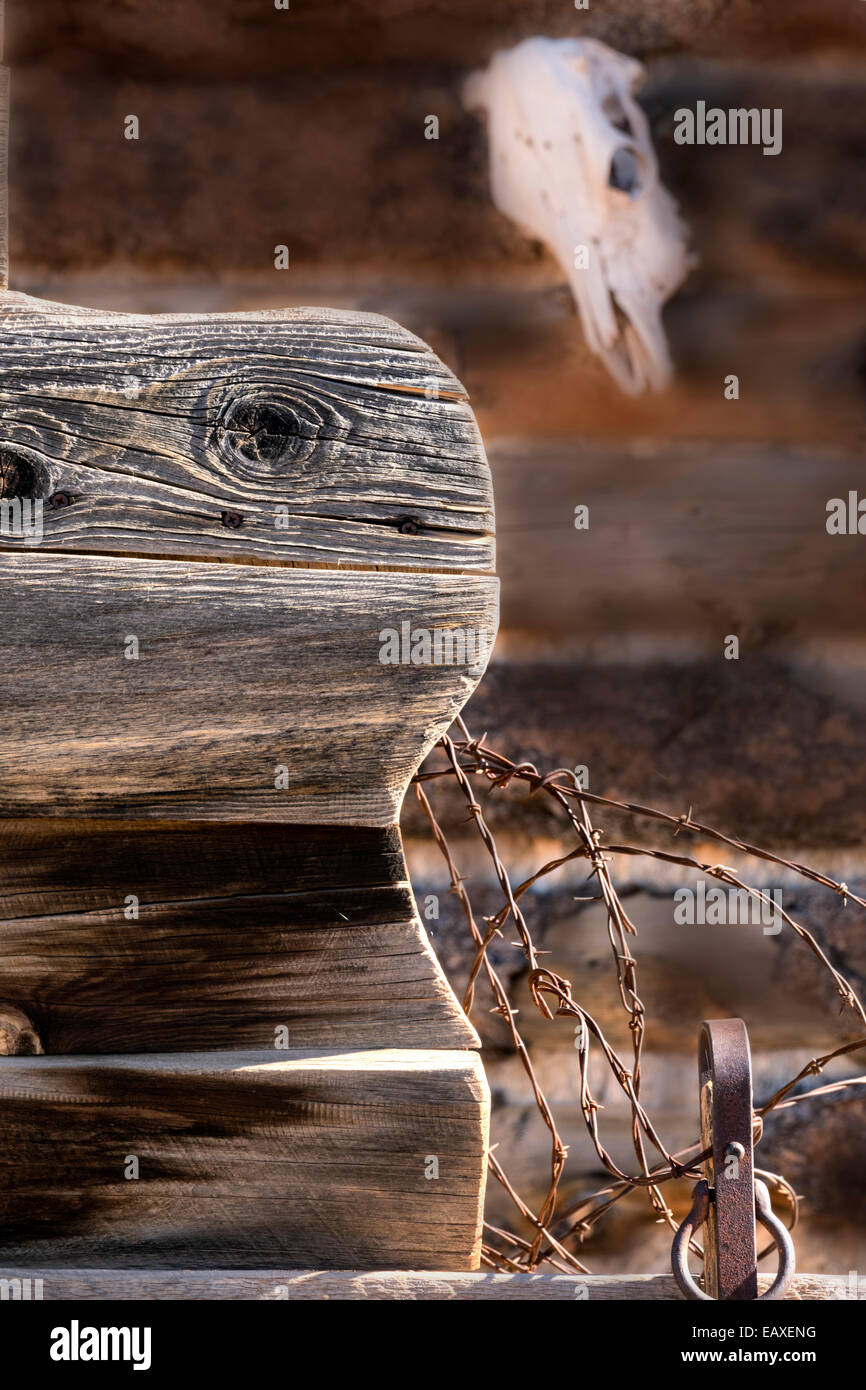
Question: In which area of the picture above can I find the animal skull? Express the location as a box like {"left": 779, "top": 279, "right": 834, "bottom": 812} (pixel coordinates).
{"left": 464, "top": 37, "right": 693, "bottom": 395}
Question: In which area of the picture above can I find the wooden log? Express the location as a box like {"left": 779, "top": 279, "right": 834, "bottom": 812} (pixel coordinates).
{"left": 0, "top": 821, "right": 477, "bottom": 1052}
{"left": 8, "top": 0, "right": 857, "bottom": 75}
{"left": 0, "top": 1270, "right": 847, "bottom": 1301}
{"left": 0, "top": 289, "right": 495, "bottom": 1040}
{"left": 0, "top": 554, "right": 496, "bottom": 823}
{"left": 487, "top": 439, "right": 865, "bottom": 644}
{"left": 0, "top": 1050, "right": 489, "bottom": 1270}
{"left": 0, "top": 292, "right": 495, "bottom": 1269}
{"left": 0, "top": 292, "right": 493, "bottom": 570}
{"left": 0, "top": 292, "right": 497, "bottom": 826}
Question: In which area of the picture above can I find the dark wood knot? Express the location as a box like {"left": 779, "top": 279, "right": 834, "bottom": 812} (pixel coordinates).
{"left": 218, "top": 396, "right": 301, "bottom": 470}
{"left": 0, "top": 445, "right": 46, "bottom": 500}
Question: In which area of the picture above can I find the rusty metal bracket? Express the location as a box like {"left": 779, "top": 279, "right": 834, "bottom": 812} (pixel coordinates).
{"left": 671, "top": 1017, "right": 796, "bottom": 1301}
{"left": 700, "top": 1018, "right": 758, "bottom": 1298}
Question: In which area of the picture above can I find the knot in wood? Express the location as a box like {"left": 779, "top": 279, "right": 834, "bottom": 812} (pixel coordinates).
{"left": 0, "top": 445, "right": 44, "bottom": 500}
{"left": 217, "top": 394, "right": 303, "bottom": 473}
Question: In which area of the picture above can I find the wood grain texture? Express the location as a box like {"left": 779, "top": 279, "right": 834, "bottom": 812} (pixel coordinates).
{"left": 0, "top": 292, "right": 494, "bottom": 571}
{"left": 0, "top": 1049, "right": 489, "bottom": 1271}
{"left": 0, "top": 821, "right": 478, "bottom": 1052}
{"left": 0, "top": 819, "right": 406, "bottom": 918}
{"left": 0, "top": 1270, "right": 845, "bottom": 1300}
{"left": 0, "top": 290, "right": 493, "bottom": 1272}
{"left": 0, "top": 553, "right": 497, "bottom": 822}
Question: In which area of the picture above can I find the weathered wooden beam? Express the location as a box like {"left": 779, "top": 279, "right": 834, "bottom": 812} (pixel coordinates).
{"left": 0, "top": 285, "right": 495, "bottom": 1271}
{"left": 0, "top": 1270, "right": 847, "bottom": 1301}
{"left": 0, "top": 821, "right": 476, "bottom": 1052}
{"left": 0, "top": 1050, "right": 489, "bottom": 1270}
{"left": 0, "top": 555, "right": 496, "bottom": 822}
{"left": 0, "top": 293, "right": 494, "bottom": 569}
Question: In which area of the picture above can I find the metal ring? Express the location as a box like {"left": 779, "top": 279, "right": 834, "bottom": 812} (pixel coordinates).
{"left": 671, "top": 1178, "right": 796, "bottom": 1301}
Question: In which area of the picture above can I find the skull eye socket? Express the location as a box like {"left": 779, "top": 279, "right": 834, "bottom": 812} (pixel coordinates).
{"left": 609, "top": 147, "right": 643, "bottom": 198}
{"left": 602, "top": 92, "right": 634, "bottom": 137}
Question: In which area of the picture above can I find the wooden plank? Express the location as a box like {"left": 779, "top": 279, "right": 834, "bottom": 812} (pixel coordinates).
{"left": 7, "top": 0, "right": 854, "bottom": 75}
{"left": 0, "top": 821, "right": 477, "bottom": 1052}
{"left": 0, "top": 292, "right": 494, "bottom": 571}
{"left": 489, "top": 439, "right": 866, "bottom": 643}
{"left": 0, "top": 554, "right": 497, "bottom": 821}
{"left": 0, "top": 1050, "right": 489, "bottom": 1271}
{"left": 0, "top": 820, "right": 407, "bottom": 919}
{"left": 0, "top": 1270, "right": 847, "bottom": 1301}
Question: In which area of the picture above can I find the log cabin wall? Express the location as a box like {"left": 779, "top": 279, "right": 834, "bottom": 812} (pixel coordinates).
{"left": 0, "top": 297, "right": 497, "bottom": 1267}
{"left": 4, "top": 0, "right": 866, "bottom": 1276}
{"left": 0, "top": 293, "right": 496, "bottom": 1268}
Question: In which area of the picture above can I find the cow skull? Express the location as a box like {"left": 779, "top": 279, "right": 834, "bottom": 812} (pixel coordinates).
{"left": 464, "top": 37, "right": 693, "bottom": 395}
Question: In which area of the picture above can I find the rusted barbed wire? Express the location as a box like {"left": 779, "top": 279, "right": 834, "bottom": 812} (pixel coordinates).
{"left": 412, "top": 717, "right": 866, "bottom": 1272}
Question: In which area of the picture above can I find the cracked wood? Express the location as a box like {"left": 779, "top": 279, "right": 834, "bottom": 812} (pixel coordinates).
{"left": 0, "top": 553, "right": 497, "bottom": 822}
{"left": 0, "top": 286, "right": 494, "bottom": 1272}
{"left": 0, "top": 293, "right": 494, "bottom": 571}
